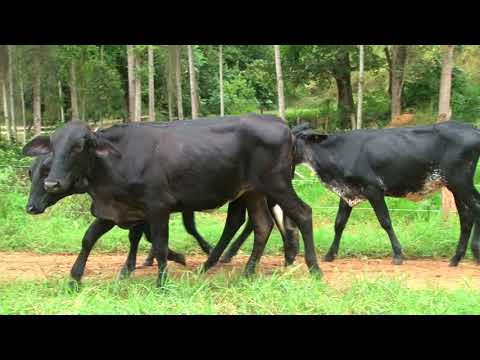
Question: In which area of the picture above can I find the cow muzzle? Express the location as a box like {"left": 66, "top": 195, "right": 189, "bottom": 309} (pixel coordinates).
{"left": 26, "top": 204, "right": 44, "bottom": 215}
{"left": 44, "top": 179, "right": 64, "bottom": 193}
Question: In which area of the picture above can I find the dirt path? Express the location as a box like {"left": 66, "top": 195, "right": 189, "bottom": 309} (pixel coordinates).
{"left": 1, "top": 252, "right": 480, "bottom": 290}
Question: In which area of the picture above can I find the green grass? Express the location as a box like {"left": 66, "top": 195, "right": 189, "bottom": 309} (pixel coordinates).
{"left": 1, "top": 274, "right": 480, "bottom": 315}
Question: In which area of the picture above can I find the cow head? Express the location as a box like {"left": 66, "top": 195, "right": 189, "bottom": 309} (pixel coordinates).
{"left": 23, "top": 121, "right": 120, "bottom": 194}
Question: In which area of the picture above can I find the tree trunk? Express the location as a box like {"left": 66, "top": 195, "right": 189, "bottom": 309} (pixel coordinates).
{"left": 384, "top": 46, "right": 392, "bottom": 98}
{"left": 134, "top": 49, "right": 142, "bottom": 122}
{"left": 332, "top": 51, "right": 355, "bottom": 129}
{"left": 175, "top": 45, "right": 184, "bottom": 120}
{"left": 148, "top": 45, "right": 155, "bottom": 121}
{"left": 219, "top": 45, "right": 224, "bottom": 116}
{"left": 187, "top": 45, "right": 200, "bottom": 119}
{"left": 167, "top": 46, "right": 175, "bottom": 121}
{"left": 1, "top": 78, "right": 10, "bottom": 143}
{"left": 8, "top": 45, "right": 16, "bottom": 141}
{"left": 0, "top": 45, "right": 11, "bottom": 143}
{"left": 127, "top": 45, "right": 136, "bottom": 122}
{"left": 32, "top": 53, "right": 42, "bottom": 135}
{"left": 274, "top": 45, "right": 286, "bottom": 122}
{"left": 20, "top": 76, "right": 26, "bottom": 144}
{"left": 356, "top": 45, "right": 365, "bottom": 129}
{"left": 390, "top": 45, "right": 408, "bottom": 121}
{"left": 58, "top": 80, "right": 65, "bottom": 123}
{"left": 70, "top": 60, "right": 79, "bottom": 120}
{"left": 438, "top": 45, "right": 456, "bottom": 219}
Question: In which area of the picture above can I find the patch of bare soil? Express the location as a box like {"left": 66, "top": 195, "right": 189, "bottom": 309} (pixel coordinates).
{"left": 0, "top": 252, "right": 479, "bottom": 290}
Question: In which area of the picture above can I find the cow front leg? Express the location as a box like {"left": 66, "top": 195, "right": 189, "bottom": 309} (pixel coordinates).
{"left": 220, "top": 217, "right": 253, "bottom": 263}
{"left": 182, "top": 211, "right": 212, "bottom": 254}
{"left": 148, "top": 211, "right": 171, "bottom": 288}
{"left": 201, "top": 198, "right": 246, "bottom": 273}
{"left": 118, "top": 224, "right": 143, "bottom": 279}
{"left": 368, "top": 194, "right": 404, "bottom": 265}
{"left": 70, "top": 218, "right": 115, "bottom": 288}
{"left": 324, "top": 199, "right": 352, "bottom": 262}
{"left": 282, "top": 214, "right": 299, "bottom": 266}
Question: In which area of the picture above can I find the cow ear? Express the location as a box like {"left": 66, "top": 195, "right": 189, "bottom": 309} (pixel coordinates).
{"left": 90, "top": 136, "right": 122, "bottom": 158}
{"left": 300, "top": 130, "right": 328, "bottom": 143}
{"left": 22, "top": 136, "right": 51, "bottom": 157}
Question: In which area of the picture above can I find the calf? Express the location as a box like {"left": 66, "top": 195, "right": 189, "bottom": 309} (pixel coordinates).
{"left": 292, "top": 121, "right": 480, "bottom": 266}
{"left": 26, "top": 154, "right": 212, "bottom": 278}
{"left": 23, "top": 115, "right": 319, "bottom": 287}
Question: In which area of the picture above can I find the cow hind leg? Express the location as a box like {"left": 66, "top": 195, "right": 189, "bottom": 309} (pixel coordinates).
{"left": 244, "top": 193, "right": 274, "bottom": 277}
{"left": 182, "top": 211, "right": 212, "bottom": 255}
{"left": 368, "top": 193, "right": 404, "bottom": 265}
{"left": 281, "top": 214, "right": 299, "bottom": 266}
{"left": 264, "top": 181, "right": 321, "bottom": 276}
{"left": 469, "top": 191, "right": 480, "bottom": 264}
{"left": 324, "top": 199, "right": 353, "bottom": 262}
{"left": 448, "top": 194, "right": 474, "bottom": 267}
{"left": 220, "top": 217, "right": 253, "bottom": 263}
{"left": 201, "top": 199, "right": 246, "bottom": 273}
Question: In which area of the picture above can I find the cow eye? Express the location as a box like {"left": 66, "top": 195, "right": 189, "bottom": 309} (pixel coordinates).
{"left": 41, "top": 167, "right": 50, "bottom": 177}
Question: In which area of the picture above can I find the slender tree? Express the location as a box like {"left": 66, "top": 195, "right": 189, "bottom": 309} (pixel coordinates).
{"left": 127, "top": 45, "right": 136, "bottom": 122}
{"left": 32, "top": 46, "right": 42, "bottom": 135}
{"left": 58, "top": 80, "right": 65, "bottom": 123}
{"left": 331, "top": 50, "right": 356, "bottom": 130}
{"left": 219, "top": 45, "right": 224, "bottom": 116}
{"left": 187, "top": 45, "right": 200, "bottom": 119}
{"left": 167, "top": 45, "right": 175, "bottom": 121}
{"left": 70, "top": 60, "right": 79, "bottom": 120}
{"left": 356, "top": 45, "right": 365, "bottom": 129}
{"left": 175, "top": 45, "right": 184, "bottom": 120}
{"left": 389, "top": 45, "right": 408, "bottom": 121}
{"left": 148, "top": 45, "right": 155, "bottom": 121}
{"left": 134, "top": 48, "right": 142, "bottom": 121}
{"left": 0, "top": 45, "right": 11, "bottom": 142}
{"left": 8, "top": 45, "right": 16, "bottom": 141}
{"left": 19, "top": 74, "right": 26, "bottom": 144}
{"left": 438, "top": 45, "right": 456, "bottom": 219}
{"left": 274, "top": 45, "right": 286, "bottom": 122}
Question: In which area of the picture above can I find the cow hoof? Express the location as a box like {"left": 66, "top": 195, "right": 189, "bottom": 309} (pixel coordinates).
{"left": 117, "top": 267, "right": 132, "bottom": 280}
{"left": 323, "top": 254, "right": 336, "bottom": 262}
{"left": 67, "top": 280, "right": 81, "bottom": 292}
{"left": 171, "top": 254, "right": 187, "bottom": 266}
{"left": 392, "top": 258, "right": 403, "bottom": 265}
{"left": 219, "top": 256, "right": 233, "bottom": 264}
{"left": 449, "top": 260, "right": 460, "bottom": 267}
{"left": 143, "top": 259, "right": 154, "bottom": 267}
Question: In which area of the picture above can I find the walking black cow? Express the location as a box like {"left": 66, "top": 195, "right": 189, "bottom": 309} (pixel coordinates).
{"left": 292, "top": 121, "right": 480, "bottom": 266}
{"left": 25, "top": 154, "right": 212, "bottom": 276}
{"left": 23, "top": 115, "right": 320, "bottom": 287}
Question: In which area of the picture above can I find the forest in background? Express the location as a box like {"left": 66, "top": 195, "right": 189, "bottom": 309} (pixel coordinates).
{"left": 0, "top": 45, "right": 479, "bottom": 144}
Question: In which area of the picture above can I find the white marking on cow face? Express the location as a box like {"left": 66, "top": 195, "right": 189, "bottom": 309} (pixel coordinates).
{"left": 404, "top": 169, "right": 445, "bottom": 202}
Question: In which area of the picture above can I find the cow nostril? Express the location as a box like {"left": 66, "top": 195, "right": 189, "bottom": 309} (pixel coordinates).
{"left": 44, "top": 180, "right": 61, "bottom": 192}
{"left": 26, "top": 205, "right": 39, "bottom": 214}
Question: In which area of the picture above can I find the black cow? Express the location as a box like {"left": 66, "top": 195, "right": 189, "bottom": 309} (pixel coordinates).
{"left": 26, "top": 154, "right": 213, "bottom": 277}
{"left": 291, "top": 121, "right": 480, "bottom": 266}
{"left": 23, "top": 115, "right": 320, "bottom": 287}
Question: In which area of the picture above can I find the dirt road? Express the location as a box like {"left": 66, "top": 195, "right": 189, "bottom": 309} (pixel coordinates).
{"left": 1, "top": 252, "right": 479, "bottom": 290}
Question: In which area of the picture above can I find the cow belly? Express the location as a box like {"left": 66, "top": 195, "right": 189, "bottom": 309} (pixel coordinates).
{"left": 323, "top": 181, "right": 366, "bottom": 207}
{"left": 91, "top": 199, "right": 145, "bottom": 224}
{"left": 401, "top": 171, "right": 445, "bottom": 202}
